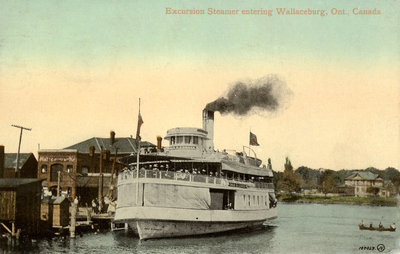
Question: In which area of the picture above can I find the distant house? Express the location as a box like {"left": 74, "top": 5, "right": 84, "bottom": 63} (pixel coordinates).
{"left": 0, "top": 146, "right": 38, "bottom": 178}
{"left": 336, "top": 184, "right": 355, "bottom": 196}
{"left": 344, "top": 171, "right": 389, "bottom": 197}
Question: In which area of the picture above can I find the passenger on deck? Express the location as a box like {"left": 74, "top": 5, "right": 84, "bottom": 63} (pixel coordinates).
{"left": 369, "top": 222, "right": 373, "bottom": 228}
{"left": 359, "top": 220, "right": 364, "bottom": 227}
{"left": 379, "top": 222, "right": 383, "bottom": 229}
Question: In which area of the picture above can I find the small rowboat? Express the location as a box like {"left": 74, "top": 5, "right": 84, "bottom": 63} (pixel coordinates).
{"left": 359, "top": 224, "right": 396, "bottom": 232}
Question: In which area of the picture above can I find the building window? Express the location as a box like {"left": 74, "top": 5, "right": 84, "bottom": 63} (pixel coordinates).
{"left": 184, "top": 136, "right": 191, "bottom": 144}
{"left": 177, "top": 136, "right": 183, "bottom": 144}
{"left": 170, "top": 137, "right": 175, "bottom": 145}
{"left": 82, "top": 167, "right": 88, "bottom": 176}
{"left": 50, "top": 164, "right": 63, "bottom": 182}
{"left": 193, "top": 136, "right": 199, "bottom": 144}
{"left": 41, "top": 164, "right": 47, "bottom": 173}
{"left": 67, "top": 165, "right": 73, "bottom": 173}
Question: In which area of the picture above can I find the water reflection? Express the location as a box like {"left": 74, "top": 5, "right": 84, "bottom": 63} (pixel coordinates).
{"left": 112, "top": 225, "right": 276, "bottom": 254}
{"left": 1, "top": 204, "right": 399, "bottom": 253}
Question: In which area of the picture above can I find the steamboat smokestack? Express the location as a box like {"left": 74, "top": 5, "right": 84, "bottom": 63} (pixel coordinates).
{"left": 202, "top": 109, "right": 214, "bottom": 151}
{"left": 157, "top": 136, "right": 162, "bottom": 150}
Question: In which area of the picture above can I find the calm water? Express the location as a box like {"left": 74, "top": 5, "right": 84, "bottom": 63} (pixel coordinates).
{"left": 1, "top": 203, "right": 399, "bottom": 254}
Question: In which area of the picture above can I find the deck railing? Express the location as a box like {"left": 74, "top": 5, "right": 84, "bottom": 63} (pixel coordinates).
{"left": 118, "top": 169, "right": 274, "bottom": 189}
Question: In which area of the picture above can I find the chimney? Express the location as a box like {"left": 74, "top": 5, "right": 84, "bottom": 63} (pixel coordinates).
{"left": 202, "top": 109, "right": 214, "bottom": 151}
{"left": 110, "top": 131, "right": 116, "bottom": 145}
{"left": 157, "top": 136, "right": 162, "bottom": 150}
{"left": 0, "top": 146, "right": 4, "bottom": 178}
{"left": 89, "top": 145, "right": 95, "bottom": 157}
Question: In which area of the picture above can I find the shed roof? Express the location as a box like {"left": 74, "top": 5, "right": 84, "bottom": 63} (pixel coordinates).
{"left": 64, "top": 137, "right": 155, "bottom": 154}
{"left": 0, "top": 178, "right": 43, "bottom": 188}
{"left": 4, "top": 153, "right": 32, "bottom": 168}
{"left": 345, "top": 171, "right": 381, "bottom": 180}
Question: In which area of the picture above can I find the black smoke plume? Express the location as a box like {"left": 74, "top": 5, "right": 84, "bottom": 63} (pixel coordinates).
{"left": 205, "top": 75, "right": 292, "bottom": 116}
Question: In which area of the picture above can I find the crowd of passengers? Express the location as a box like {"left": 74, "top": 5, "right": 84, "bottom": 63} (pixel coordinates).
{"left": 124, "top": 164, "right": 270, "bottom": 183}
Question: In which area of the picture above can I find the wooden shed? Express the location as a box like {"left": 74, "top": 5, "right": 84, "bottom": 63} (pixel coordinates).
{"left": 0, "top": 179, "right": 42, "bottom": 236}
{"left": 41, "top": 196, "right": 70, "bottom": 227}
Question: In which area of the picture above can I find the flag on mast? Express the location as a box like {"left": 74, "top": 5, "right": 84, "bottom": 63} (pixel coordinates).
{"left": 136, "top": 112, "right": 144, "bottom": 141}
{"left": 249, "top": 132, "right": 259, "bottom": 146}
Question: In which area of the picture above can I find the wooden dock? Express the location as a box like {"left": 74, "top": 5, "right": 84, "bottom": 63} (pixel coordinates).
{"left": 0, "top": 179, "right": 42, "bottom": 239}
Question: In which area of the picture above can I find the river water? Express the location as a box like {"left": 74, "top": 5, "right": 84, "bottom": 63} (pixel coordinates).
{"left": 1, "top": 203, "right": 399, "bottom": 253}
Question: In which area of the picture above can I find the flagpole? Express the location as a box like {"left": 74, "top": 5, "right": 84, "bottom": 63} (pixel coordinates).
{"left": 136, "top": 98, "right": 141, "bottom": 206}
{"left": 249, "top": 127, "right": 251, "bottom": 156}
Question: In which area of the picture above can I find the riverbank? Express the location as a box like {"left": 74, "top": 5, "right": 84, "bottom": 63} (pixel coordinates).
{"left": 277, "top": 194, "right": 398, "bottom": 206}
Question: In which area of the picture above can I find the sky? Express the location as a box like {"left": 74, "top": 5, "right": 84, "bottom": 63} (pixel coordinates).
{"left": 0, "top": 0, "right": 399, "bottom": 171}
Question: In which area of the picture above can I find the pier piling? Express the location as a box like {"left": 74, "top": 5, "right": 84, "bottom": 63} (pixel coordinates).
{"left": 70, "top": 198, "right": 78, "bottom": 238}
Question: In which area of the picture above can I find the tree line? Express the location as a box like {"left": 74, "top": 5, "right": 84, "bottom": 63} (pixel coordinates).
{"left": 273, "top": 157, "right": 400, "bottom": 195}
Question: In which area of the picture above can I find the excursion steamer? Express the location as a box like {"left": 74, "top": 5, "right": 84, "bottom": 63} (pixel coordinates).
{"left": 114, "top": 110, "right": 277, "bottom": 240}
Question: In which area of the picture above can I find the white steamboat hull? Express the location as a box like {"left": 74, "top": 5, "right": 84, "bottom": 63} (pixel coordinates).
{"left": 129, "top": 220, "right": 266, "bottom": 240}
{"left": 115, "top": 206, "right": 277, "bottom": 240}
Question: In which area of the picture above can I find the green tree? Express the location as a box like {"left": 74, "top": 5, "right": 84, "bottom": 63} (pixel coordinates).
{"left": 385, "top": 167, "right": 400, "bottom": 194}
{"left": 318, "top": 170, "right": 337, "bottom": 195}
{"left": 273, "top": 170, "right": 283, "bottom": 189}
{"left": 277, "top": 157, "right": 301, "bottom": 194}
{"left": 284, "top": 157, "right": 293, "bottom": 171}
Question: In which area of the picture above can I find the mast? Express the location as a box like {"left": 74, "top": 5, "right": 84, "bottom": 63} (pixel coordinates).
{"left": 136, "top": 98, "right": 141, "bottom": 205}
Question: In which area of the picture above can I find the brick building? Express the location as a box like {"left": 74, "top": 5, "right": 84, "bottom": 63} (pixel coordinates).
{"left": 37, "top": 137, "right": 154, "bottom": 205}
{"left": 0, "top": 145, "right": 38, "bottom": 178}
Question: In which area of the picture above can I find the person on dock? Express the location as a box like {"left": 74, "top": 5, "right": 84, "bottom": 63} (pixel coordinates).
{"left": 92, "top": 198, "right": 98, "bottom": 214}
{"left": 107, "top": 200, "right": 116, "bottom": 216}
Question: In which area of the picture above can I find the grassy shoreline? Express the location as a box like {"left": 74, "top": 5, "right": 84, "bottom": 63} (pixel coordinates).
{"left": 277, "top": 194, "right": 398, "bottom": 206}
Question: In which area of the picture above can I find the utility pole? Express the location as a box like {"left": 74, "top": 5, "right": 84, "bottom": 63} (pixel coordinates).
{"left": 110, "top": 148, "right": 118, "bottom": 200}
{"left": 57, "top": 170, "right": 61, "bottom": 197}
{"left": 98, "top": 150, "right": 104, "bottom": 213}
{"left": 11, "top": 125, "right": 31, "bottom": 177}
